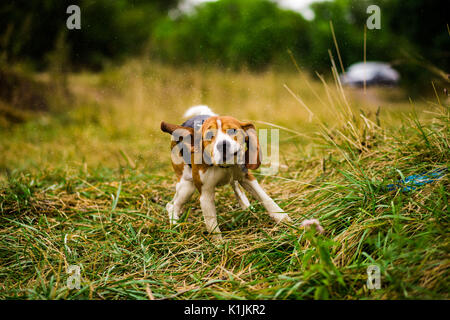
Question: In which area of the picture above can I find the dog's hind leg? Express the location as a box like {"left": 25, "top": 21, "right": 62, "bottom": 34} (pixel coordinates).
{"left": 166, "top": 178, "right": 195, "bottom": 225}
{"left": 232, "top": 181, "right": 250, "bottom": 210}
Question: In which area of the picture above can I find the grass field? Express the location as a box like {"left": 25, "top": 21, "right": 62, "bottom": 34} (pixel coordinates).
{"left": 0, "top": 61, "right": 448, "bottom": 299}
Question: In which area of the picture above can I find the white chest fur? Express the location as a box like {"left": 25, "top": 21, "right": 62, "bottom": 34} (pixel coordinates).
{"left": 199, "top": 166, "right": 244, "bottom": 188}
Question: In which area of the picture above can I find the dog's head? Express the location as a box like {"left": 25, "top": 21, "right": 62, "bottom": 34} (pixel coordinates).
{"left": 161, "top": 116, "right": 261, "bottom": 169}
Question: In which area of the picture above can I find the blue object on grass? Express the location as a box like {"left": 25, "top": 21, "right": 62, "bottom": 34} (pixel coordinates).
{"left": 386, "top": 168, "right": 447, "bottom": 192}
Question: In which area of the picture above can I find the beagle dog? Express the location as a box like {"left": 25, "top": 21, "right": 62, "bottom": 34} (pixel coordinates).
{"left": 161, "top": 105, "right": 291, "bottom": 240}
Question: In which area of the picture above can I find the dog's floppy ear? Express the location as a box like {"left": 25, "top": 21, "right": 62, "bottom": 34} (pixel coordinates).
{"left": 161, "top": 121, "right": 192, "bottom": 135}
{"left": 161, "top": 121, "right": 194, "bottom": 138}
{"left": 240, "top": 122, "right": 261, "bottom": 170}
{"left": 161, "top": 121, "right": 195, "bottom": 151}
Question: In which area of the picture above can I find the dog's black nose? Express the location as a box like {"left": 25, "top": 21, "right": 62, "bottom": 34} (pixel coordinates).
{"left": 216, "top": 140, "right": 231, "bottom": 154}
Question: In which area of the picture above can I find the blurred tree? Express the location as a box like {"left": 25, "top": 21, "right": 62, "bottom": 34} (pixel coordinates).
{"left": 383, "top": 0, "right": 450, "bottom": 90}
{"left": 152, "top": 0, "right": 312, "bottom": 70}
{"left": 308, "top": 0, "right": 398, "bottom": 73}
{"left": 0, "top": 0, "right": 447, "bottom": 92}
{"left": 0, "top": 0, "right": 180, "bottom": 69}
{"left": 308, "top": 0, "right": 449, "bottom": 91}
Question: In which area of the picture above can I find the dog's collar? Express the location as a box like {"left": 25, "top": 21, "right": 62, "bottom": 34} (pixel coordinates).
{"left": 188, "top": 163, "right": 235, "bottom": 168}
{"left": 217, "top": 164, "right": 248, "bottom": 173}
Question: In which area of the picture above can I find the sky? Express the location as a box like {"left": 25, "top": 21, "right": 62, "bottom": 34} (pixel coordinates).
{"left": 178, "top": 0, "right": 331, "bottom": 20}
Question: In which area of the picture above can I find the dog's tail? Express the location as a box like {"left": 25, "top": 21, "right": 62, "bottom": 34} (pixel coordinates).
{"left": 183, "top": 105, "right": 217, "bottom": 118}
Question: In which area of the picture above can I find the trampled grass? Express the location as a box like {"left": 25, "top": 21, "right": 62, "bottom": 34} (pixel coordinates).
{"left": 0, "top": 61, "right": 448, "bottom": 299}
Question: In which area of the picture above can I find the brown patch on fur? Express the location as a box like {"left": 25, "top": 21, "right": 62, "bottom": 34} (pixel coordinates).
{"left": 240, "top": 122, "right": 261, "bottom": 170}
{"left": 245, "top": 172, "right": 256, "bottom": 181}
{"left": 199, "top": 117, "right": 218, "bottom": 158}
{"left": 168, "top": 140, "right": 184, "bottom": 180}
{"left": 191, "top": 153, "right": 210, "bottom": 192}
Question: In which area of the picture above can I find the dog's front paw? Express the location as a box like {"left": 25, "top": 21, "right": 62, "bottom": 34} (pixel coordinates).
{"left": 166, "top": 202, "right": 179, "bottom": 225}
{"left": 271, "top": 212, "right": 292, "bottom": 224}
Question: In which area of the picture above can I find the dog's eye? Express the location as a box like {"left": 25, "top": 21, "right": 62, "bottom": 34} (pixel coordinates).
{"left": 227, "top": 128, "right": 237, "bottom": 136}
{"left": 205, "top": 130, "right": 216, "bottom": 140}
